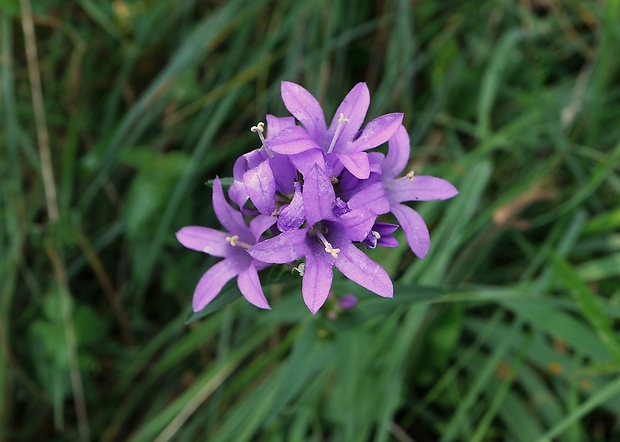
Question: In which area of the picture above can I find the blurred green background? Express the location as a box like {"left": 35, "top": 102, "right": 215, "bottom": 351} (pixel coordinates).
{"left": 2, "top": 0, "right": 620, "bottom": 440}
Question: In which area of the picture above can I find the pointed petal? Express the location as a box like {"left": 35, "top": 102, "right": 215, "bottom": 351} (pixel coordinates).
{"left": 267, "top": 126, "right": 321, "bottom": 154}
{"left": 212, "top": 177, "right": 249, "bottom": 235}
{"left": 347, "top": 182, "right": 390, "bottom": 215}
{"left": 302, "top": 253, "right": 333, "bottom": 314}
{"left": 281, "top": 81, "right": 327, "bottom": 140}
{"left": 303, "top": 164, "right": 336, "bottom": 226}
{"left": 388, "top": 176, "right": 459, "bottom": 204}
{"left": 378, "top": 236, "right": 399, "bottom": 248}
{"left": 243, "top": 161, "right": 276, "bottom": 215}
{"left": 382, "top": 125, "right": 410, "bottom": 179}
{"left": 266, "top": 114, "right": 296, "bottom": 140}
{"left": 247, "top": 229, "right": 309, "bottom": 263}
{"left": 391, "top": 203, "right": 431, "bottom": 258}
{"left": 336, "top": 152, "right": 370, "bottom": 179}
{"left": 192, "top": 259, "right": 241, "bottom": 311}
{"left": 348, "top": 113, "right": 404, "bottom": 152}
{"left": 176, "top": 226, "right": 229, "bottom": 257}
{"left": 333, "top": 243, "right": 393, "bottom": 298}
{"left": 228, "top": 180, "right": 249, "bottom": 208}
{"left": 328, "top": 83, "right": 370, "bottom": 147}
{"left": 237, "top": 265, "right": 270, "bottom": 309}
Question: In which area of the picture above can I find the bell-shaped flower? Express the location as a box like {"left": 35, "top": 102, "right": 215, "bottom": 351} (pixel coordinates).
{"left": 248, "top": 164, "right": 393, "bottom": 313}
{"left": 267, "top": 81, "right": 403, "bottom": 179}
{"left": 176, "top": 178, "right": 276, "bottom": 311}
{"left": 348, "top": 126, "right": 458, "bottom": 258}
{"left": 228, "top": 115, "right": 297, "bottom": 209}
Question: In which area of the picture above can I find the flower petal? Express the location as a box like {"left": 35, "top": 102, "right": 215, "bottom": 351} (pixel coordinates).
{"left": 347, "top": 181, "right": 390, "bottom": 215}
{"left": 348, "top": 113, "right": 404, "bottom": 152}
{"left": 176, "top": 226, "right": 229, "bottom": 257}
{"left": 302, "top": 253, "right": 333, "bottom": 314}
{"left": 387, "top": 176, "right": 459, "bottom": 204}
{"left": 228, "top": 180, "right": 249, "bottom": 208}
{"left": 232, "top": 149, "right": 267, "bottom": 180}
{"left": 192, "top": 258, "right": 241, "bottom": 311}
{"left": 289, "top": 148, "right": 326, "bottom": 176}
{"left": 336, "top": 152, "right": 370, "bottom": 179}
{"left": 333, "top": 208, "right": 377, "bottom": 242}
{"left": 243, "top": 161, "right": 276, "bottom": 215}
{"left": 249, "top": 214, "right": 277, "bottom": 240}
{"left": 333, "top": 242, "right": 393, "bottom": 298}
{"left": 328, "top": 83, "right": 370, "bottom": 148}
{"left": 266, "top": 114, "right": 296, "bottom": 140}
{"left": 303, "top": 164, "right": 337, "bottom": 226}
{"left": 212, "top": 177, "right": 249, "bottom": 236}
{"left": 277, "top": 189, "right": 306, "bottom": 232}
{"left": 237, "top": 265, "right": 270, "bottom": 309}
{"left": 247, "top": 229, "right": 309, "bottom": 264}
{"left": 268, "top": 155, "right": 297, "bottom": 194}
{"left": 267, "top": 126, "right": 321, "bottom": 154}
{"left": 281, "top": 81, "right": 326, "bottom": 141}
{"left": 391, "top": 203, "right": 431, "bottom": 258}
{"left": 381, "top": 125, "right": 410, "bottom": 179}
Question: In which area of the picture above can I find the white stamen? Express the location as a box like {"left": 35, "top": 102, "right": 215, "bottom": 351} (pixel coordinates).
{"left": 250, "top": 122, "right": 265, "bottom": 144}
{"left": 372, "top": 230, "right": 381, "bottom": 240}
{"left": 251, "top": 121, "right": 274, "bottom": 158}
{"left": 327, "top": 113, "right": 349, "bottom": 154}
{"left": 406, "top": 170, "right": 415, "bottom": 181}
{"left": 292, "top": 262, "right": 305, "bottom": 276}
{"left": 316, "top": 231, "right": 340, "bottom": 259}
{"left": 225, "top": 235, "right": 251, "bottom": 249}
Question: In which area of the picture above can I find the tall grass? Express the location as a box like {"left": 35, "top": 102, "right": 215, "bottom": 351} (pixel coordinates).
{"left": 1, "top": 0, "right": 619, "bottom": 440}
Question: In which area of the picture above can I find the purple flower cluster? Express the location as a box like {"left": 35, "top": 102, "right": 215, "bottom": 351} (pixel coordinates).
{"left": 176, "top": 82, "right": 458, "bottom": 314}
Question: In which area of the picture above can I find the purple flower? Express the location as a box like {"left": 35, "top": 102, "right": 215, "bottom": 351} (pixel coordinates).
{"left": 177, "top": 81, "right": 458, "bottom": 315}
{"left": 248, "top": 164, "right": 392, "bottom": 314}
{"left": 267, "top": 82, "right": 404, "bottom": 179}
{"left": 381, "top": 126, "right": 458, "bottom": 257}
{"left": 228, "top": 115, "right": 297, "bottom": 210}
{"left": 348, "top": 126, "right": 458, "bottom": 258}
{"left": 362, "top": 222, "right": 399, "bottom": 249}
{"left": 176, "top": 178, "right": 275, "bottom": 311}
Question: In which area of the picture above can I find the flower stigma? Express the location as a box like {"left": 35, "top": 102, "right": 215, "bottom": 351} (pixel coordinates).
{"left": 316, "top": 231, "right": 340, "bottom": 259}
{"left": 225, "top": 235, "right": 252, "bottom": 249}
{"left": 327, "top": 113, "right": 349, "bottom": 154}
{"left": 251, "top": 121, "right": 273, "bottom": 157}
{"left": 292, "top": 262, "right": 305, "bottom": 276}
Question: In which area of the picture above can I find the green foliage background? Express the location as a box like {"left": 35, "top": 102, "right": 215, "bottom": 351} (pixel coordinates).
{"left": 2, "top": 0, "right": 620, "bottom": 440}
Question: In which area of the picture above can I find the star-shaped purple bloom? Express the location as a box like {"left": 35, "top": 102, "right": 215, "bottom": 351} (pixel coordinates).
{"left": 248, "top": 164, "right": 393, "bottom": 313}
{"left": 267, "top": 81, "right": 404, "bottom": 179}
{"left": 176, "top": 178, "right": 276, "bottom": 311}
{"left": 349, "top": 125, "right": 458, "bottom": 258}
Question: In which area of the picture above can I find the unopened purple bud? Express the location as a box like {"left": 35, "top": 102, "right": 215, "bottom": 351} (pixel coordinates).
{"left": 338, "top": 294, "right": 358, "bottom": 310}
